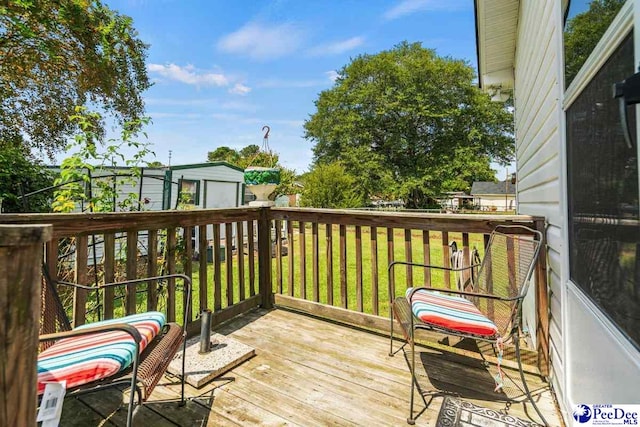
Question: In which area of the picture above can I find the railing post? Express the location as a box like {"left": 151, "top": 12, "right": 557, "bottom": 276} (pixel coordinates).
{"left": 257, "top": 207, "right": 273, "bottom": 309}
{"left": 0, "top": 224, "right": 52, "bottom": 427}
{"left": 534, "top": 219, "right": 550, "bottom": 377}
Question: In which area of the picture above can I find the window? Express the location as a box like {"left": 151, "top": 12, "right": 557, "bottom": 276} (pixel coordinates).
{"left": 565, "top": 32, "right": 640, "bottom": 349}
{"left": 179, "top": 179, "right": 200, "bottom": 205}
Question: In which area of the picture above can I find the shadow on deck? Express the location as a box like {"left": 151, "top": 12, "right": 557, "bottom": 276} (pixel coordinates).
{"left": 58, "top": 308, "right": 561, "bottom": 426}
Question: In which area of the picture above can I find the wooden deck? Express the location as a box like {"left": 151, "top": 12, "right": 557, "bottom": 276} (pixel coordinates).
{"left": 58, "top": 308, "right": 561, "bottom": 426}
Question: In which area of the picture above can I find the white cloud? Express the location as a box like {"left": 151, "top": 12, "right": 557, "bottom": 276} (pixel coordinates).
{"left": 228, "top": 83, "right": 251, "bottom": 95}
{"left": 383, "top": 0, "right": 466, "bottom": 20}
{"left": 147, "top": 63, "right": 229, "bottom": 86}
{"left": 308, "top": 36, "right": 365, "bottom": 56}
{"left": 325, "top": 70, "right": 339, "bottom": 82}
{"left": 217, "top": 21, "right": 305, "bottom": 60}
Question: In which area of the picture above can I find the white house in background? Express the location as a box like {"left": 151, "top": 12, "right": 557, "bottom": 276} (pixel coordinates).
{"left": 476, "top": 0, "right": 640, "bottom": 423}
{"left": 470, "top": 180, "right": 516, "bottom": 211}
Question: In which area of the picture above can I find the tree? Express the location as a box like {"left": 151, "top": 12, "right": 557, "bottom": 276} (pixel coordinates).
{"left": 304, "top": 42, "right": 512, "bottom": 208}
{"left": 0, "top": 0, "right": 151, "bottom": 155}
{"left": 0, "top": 144, "right": 53, "bottom": 213}
{"left": 300, "top": 162, "right": 363, "bottom": 208}
{"left": 564, "top": 0, "right": 625, "bottom": 87}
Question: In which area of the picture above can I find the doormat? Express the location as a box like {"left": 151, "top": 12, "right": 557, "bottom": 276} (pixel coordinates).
{"left": 436, "top": 396, "right": 539, "bottom": 427}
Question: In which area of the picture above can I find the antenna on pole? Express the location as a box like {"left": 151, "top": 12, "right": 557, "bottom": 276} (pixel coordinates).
{"left": 168, "top": 150, "right": 172, "bottom": 166}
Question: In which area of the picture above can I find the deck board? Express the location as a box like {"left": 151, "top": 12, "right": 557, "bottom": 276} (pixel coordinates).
{"left": 57, "top": 308, "right": 561, "bottom": 426}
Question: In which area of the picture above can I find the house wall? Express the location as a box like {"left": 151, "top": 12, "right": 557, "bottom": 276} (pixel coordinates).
{"left": 514, "top": 0, "right": 640, "bottom": 419}
{"left": 473, "top": 195, "right": 515, "bottom": 210}
{"left": 513, "top": 0, "right": 567, "bottom": 415}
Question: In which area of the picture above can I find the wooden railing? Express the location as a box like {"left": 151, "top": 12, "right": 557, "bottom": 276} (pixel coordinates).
{"left": 267, "top": 208, "right": 548, "bottom": 373}
{"left": 1, "top": 207, "right": 272, "bottom": 335}
{"left": 0, "top": 207, "right": 548, "bottom": 373}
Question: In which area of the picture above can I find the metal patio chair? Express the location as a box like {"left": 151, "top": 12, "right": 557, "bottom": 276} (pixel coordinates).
{"left": 38, "top": 267, "right": 191, "bottom": 427}
{"left": 388, "top": 225, "right": 548, "bottom": 426}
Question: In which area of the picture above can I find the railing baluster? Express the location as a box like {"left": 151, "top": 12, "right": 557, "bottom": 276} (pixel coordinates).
{"left": 422, "top": 230, "right": 431, "bottom": 287}
{"left": 183, "top": 226, "right": 193, "bottom": 323}
{"left": 237, "top": 221, "right": 245, "bottom": 302}
{"left": 167, "top": 227, "right": 176, "bottom": 322}
{"left": 257, "top": 207, "right": 273, "bottom": 309}
{"left": 370, "top": 226, "right": 379, "bottom": 315}
{"left": 355, "top": 225, "right": 363, "bottom": 312}
{"left": 404, "top": 229, "right": 413, "bottom": 289}
{"left": 43, "top": 239, "right": 60, "bottom": 335}
{"left": 274, "top": 219, "right": 282, "bottom": 294}
{"left": 312, "top": 222, "right": 319, "bottom": 303}
{"left": 225, "top": 223, "right": 234, "bottom": 307}
{"left": 387, "top": 228, "right": 395, "bottom": 299}
{"left": 326, "top": 224, "right": 333, "bottom": 306}
{"left": 288, "top": 220, "right": 294, "bottom": 297}
{"left": 442, "top": 231, "right": 450, "bottom": 288}
{"left": 103, "top": 233, "right": 115, "bottom": 319}
{"left": 147, "top": 230, "right": 158, "bottom": 312}
{"left": 213, "top": 224, "right": 222, "bottom": 311}
{"left": 73, "top": 234, "right": 88, "bottom": 327}
{"left": 299, "top": 221, "right": 306, "bottom": 300}
{"left": 507, "top": 237, "right": 516, "bottom": 295}
{"left": 198, "top": 225, "right": 208, "bottom": 312}
{"left": 339, "top": 224, "right": 347, "bottom": 309}
{"left": 126, "top": 230, "right": 138, "bottom": 315}
{"left": 248, "top": 220, "right": 256, "bottom": 297}
{"left": 462, "top": 232, "right": 470, "bottom": 287}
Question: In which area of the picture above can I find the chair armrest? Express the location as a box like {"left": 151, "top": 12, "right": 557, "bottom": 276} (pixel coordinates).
{"left": 39, "top": 323, "right": 143, "bottom": 345}
{"left": 406, "top": 286, "right": 521, "bottom": 302}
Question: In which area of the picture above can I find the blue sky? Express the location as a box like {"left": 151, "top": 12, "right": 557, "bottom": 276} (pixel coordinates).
{"left": 98, "top": 0, "right": 488, "bottom": 175}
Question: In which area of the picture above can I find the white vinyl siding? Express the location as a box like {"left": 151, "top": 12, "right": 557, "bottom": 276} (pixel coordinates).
{"left": 513, "top": 0, "right": 566, "bottom": 411}
{"left": 168, "top": 165, "right": 243, "bottom": 210}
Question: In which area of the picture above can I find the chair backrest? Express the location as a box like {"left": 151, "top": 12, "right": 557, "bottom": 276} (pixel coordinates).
{"left": 474, "top": 225, "right": 543, "bottom": 336}
{"left": 40, "top": 264, "right": 73, "bottom": 349}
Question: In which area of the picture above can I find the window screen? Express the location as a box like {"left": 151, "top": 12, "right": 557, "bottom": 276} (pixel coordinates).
{"left": 566, "top": 33, "right": 640, "bottom": 349}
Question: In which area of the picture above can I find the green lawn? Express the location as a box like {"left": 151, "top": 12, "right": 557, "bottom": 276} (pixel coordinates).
{"left": 187, "top": 225, "right": 486, "bottom": 319}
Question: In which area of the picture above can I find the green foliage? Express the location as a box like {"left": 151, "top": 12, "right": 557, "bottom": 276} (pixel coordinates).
{"left": 304, "top": 41, "right": 514, "bottom": 208}
{"left": 0, "top": 143, "right": 53, "bottom": 212}
{"left": 244, "top": 168, "right": 281, "bottom": 185}
{"left": 564, "top": 0, "right": 625, "bottom": 87}
{"left": 300, "top": 162, "right": 364, "bottom": 208}
{"left": 0, "top": 0, "right": 151, "bottom": 155}
{"left": 52, "top": 107, "right": 153, "bottom": 212}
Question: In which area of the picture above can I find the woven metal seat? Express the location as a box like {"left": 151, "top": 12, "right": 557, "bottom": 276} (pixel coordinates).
{"left": 388, "top": 225, "right": 548, "bottom": 426}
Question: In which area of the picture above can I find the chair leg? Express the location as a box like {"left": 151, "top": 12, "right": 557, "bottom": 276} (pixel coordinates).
{"left": 407, "top": 319, "right": 416, "bottom": 425}
{"left": 514, "top": 335, "right": 549, "bottom": 427}
{"left": 389, "top": 302, "right": 395, "bottom": 357}
{"left": 179, "top": 334, "right": 188, "bottom": 407}
{"left": 126, "top": 354, "right": 140, "bottom": 427}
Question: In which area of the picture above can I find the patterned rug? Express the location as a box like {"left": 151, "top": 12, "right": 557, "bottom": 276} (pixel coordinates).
{"left": 436, "top": 396, "right": 539, "bottom": 427}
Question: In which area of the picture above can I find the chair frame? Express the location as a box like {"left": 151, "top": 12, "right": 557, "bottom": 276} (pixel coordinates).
{"left": 388, "top": 225, "right": 548, "bottom": 426}
{"left": 38, "top": 272, "right": 192, "bottom": 427}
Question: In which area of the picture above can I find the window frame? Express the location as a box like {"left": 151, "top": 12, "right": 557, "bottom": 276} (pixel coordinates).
{"left": 178, "top": 179, "right": 200, "bottom": 206}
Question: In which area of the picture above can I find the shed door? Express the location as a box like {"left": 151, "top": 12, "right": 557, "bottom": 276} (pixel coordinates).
{"left": 204, "top": 181, "right": 240, "bottom": 209}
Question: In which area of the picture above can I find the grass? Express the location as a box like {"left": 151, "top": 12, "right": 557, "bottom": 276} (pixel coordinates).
{"left": 77, "top": 225, "right": 486, "bottom": 325}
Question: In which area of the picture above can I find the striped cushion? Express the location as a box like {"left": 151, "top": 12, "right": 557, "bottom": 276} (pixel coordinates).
{"left": 37, "top": 312, "right": 166, "bottom": 394}
{"left": 407, "top": 288, "right": 499, "bottom": 338}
